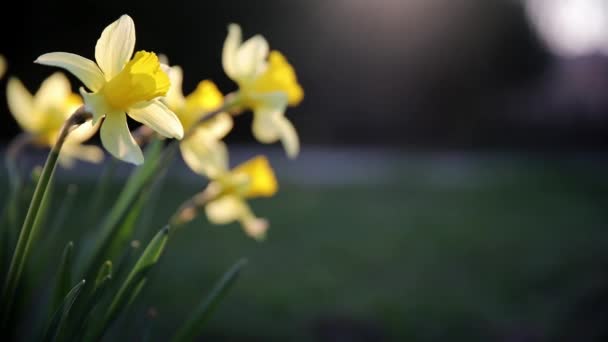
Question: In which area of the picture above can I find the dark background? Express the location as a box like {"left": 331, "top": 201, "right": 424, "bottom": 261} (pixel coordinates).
{"left": 2, "top": 0, "right": 607, "bottom": 150}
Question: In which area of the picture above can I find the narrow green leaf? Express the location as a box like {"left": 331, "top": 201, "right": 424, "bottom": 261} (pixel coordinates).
{"left": 51, "top": 241, "right": 74, "bottom": 313}
{"left": 90, "top": 225, "right": 170, "bottom": 340}
{"left": 1, "top": 147, "right": 61, "bottom": 325}
{"left": 42, "top": 279, "right": 85, "bottom": 342}
{"left": 171, "top": 258, "right": 248, "bottom": 342}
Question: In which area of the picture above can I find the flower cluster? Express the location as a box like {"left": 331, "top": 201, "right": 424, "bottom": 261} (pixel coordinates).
{"left": 5, "top": 15, "right": 304, "bottom": 239}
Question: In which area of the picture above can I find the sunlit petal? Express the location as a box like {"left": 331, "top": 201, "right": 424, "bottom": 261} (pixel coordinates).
{"left": 6, "top": 77, "right": 38, "bottom": 132}
{"left": 66, "top": 116, "right": 101, "bottom": 143}
{"left": 35, "top": 53, "right": 105, "bottom": 92}
{"left": 274, "top": 116, "right": 300, "bottom": 158}
{"left": 61, "top": 143, "right": 104, "bottom": 166}
{"left": 236, "top": 34, "right": 269, "bottom": 79}
{"left": 100, "top": 112, "right": 143, "bottom": 165}
{"left": 240, "top": 213, "right": 269, "bottom": 241}
{"left": 180, "top": 128, "right": 228, "bottom": 177}
{"left": 164, "top": 65, "right": 185, "bottom": 110}
{"left": 34, "top": 72, "right": 72, "bottom": 110}
{"left": 222, "top": 23, "right": 242, "bottom": 79}
{"left": 128, "top": 100, "right": 184, "bottom": 139}
{"left": 95, "top": 14, "right": 136, "bottom": 79}
{"left": 80, "top": 88, "right": 112, "bottom": 124}
{"left": 203, "top": 112, "right": 233, "bottom": 140}
{"left": 205, "top": 195, "right": 247, "bottom": 225}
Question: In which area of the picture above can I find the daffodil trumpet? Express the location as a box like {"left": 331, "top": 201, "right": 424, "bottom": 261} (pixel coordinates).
{"left": 1, "top": 106, "right": 93, "bottom": 325}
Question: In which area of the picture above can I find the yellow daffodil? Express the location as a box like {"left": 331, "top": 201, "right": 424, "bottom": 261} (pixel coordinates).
{"left": 34, "top": 15, "right": 183, "bottom": 165}
{"left": 222, "top": 23, "right": 304, "bottom": 158}
{"left": 0, "top": 54, "right": 6, "bottom": 79}
{"left": 6, "top": 73, "right": 103, "bottom": 167}
{"left": 163, "top": 64, "right": 233, "bottom": 177}
{"left": 203, "top": 152, "right": 278, "bottom": 240}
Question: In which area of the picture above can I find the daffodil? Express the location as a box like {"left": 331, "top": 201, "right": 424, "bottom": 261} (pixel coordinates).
{"left": 203, "top": 152, "right": 278, "bottom": 240}
{"left": 0, "top": 54, "right": 6, "bottom": 79}
{"left": 163, "top": 64, "right": 233, "bottom": 177}
{"left": 222, "top": 23, "right": 304, "bottom": 158}
{"left": 6, "top": 73, "right": 103, "bottom": 167}
{"left": 34, "top": 15, "right": 183, "bottom": 165}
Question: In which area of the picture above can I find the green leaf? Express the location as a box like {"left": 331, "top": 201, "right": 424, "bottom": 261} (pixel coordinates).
{"left": 171, "top": 258, "right": 248, "bottom": 342}
{"left": 42, "top": 279, "right": 85, "bottom": 342}
{"left": 1, "top": 146, "right": 61, "bottom": 325}
{"left": 90, "top": 225, "right": 170, "bottom": 340}
{"left": 51, "top": 241, "right": 74, "bottom": 313}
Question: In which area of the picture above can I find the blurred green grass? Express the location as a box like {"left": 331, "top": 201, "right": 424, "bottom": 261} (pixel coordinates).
{"left": 4, "top": 155, "right": 608, "bottom": 341}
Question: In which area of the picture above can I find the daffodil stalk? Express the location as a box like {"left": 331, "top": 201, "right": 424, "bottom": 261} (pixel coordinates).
{"left": 1, "top": 106, "right": 93, "bottom": 326}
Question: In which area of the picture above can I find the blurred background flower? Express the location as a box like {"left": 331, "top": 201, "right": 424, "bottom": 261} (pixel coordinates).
{"left": 1, "top": 0, "right": 608, "bottom": 341}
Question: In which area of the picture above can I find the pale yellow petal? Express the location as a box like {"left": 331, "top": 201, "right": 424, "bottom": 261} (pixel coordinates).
{"left": 100, "top": 112, "right": 143, "bottom": 165}
{"left": 222, "top": 23, "right": 242, "bottom": 80}
{"left": 164, "top": 65, "right": 185, "bottom": 110}
{"left": 80, "top": 88, "right": 112, "bottom": 124}
{"left": 6, "top": 77, "right": 38, "bottom": 132}
{"left": 251, "top": 107, "right": 282, "bottom": 143}
{"left": 205, "top": 195, "right": 247, "bottom": 225}
{"left": 274, "top": 116, "right": 300, "bottom": 158}
{"left": 128, "top": 100, "right": 184, "bottom": 139}
{"left": 236, "top": 34, "right": 269, "bottom": 79}
{"left": 35, "top": 53, "right": 105, "bottom": 92}
{"left": 201, "top": 113, "right": 233, "bottom": 140}
{"left": 180, "top": 128, "right": 228, "bottom": 177}
{"left": 34, "top": 72, "right": 71, "bottom": 111}
{"left": 252, "top": 107, "right": 299, "bottom": 158}
{"left": 240, "top": 214, "right": 269, "bottom": 241}
{"left": 61, "top": 143, "right": 105, "bottom": 166}
{"left": 66, "top": 116, "right": 101, "bottom": 143}
{"left": 95, "top": 14, "right": 136, "bottom": 79}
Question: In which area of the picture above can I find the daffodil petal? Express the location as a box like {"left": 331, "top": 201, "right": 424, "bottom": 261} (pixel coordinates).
{"left": 252, "top": 107, "right": 299, "bottom": 158}
{"left": 34, "top": 72, "right": 71, "bottom": 110}
{"left": 35, "top": 53, "right": 105, "bottom": 92}
{"left": 222, "top": 23, "right": 242, "bottom": 80}
{"left": 6, "top": 77, "right": 38, "bottom": 132}
{"left": 95, "top": 14, "right": 136, "bottom": 79}
{"left": 128, "top": 100, "right": 184, "bottom": 139}
{"left": 100, "top": 112, "right": 143, "bottom": 165}
{"left": 274, "top": 116, "right": 300, "bottom": 158}
{"left": 240, "top": 214, "right": 268, "bottom": 241}
{"left": 236, "top": 34, "right": 269, "bottom": 79}
{"left": 202, "top": 113, "right": 233, "bottom": 140}
{"left": 164, "top": 65, "right": 185, "bottom": 110}
{"left": 66, "top": 116, "right": 101, "bottom": 143}
{"left": 61, "top": 143, "right": 105, "bottom": 164}
{"left": 251, "top": 108, "right": 282, "bottom": 143}
{"left": 205, "top": 195, "right": 247, "bottom": 225}
{"left": 180, "top": 129, "right": 228, "bottom": 177}
{"left": 80, "top": 88, "right": 112, "bottom": 124}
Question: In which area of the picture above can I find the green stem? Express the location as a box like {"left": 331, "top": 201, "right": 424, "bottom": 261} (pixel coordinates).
{"left": 0, "top": 107, "right": 92, "bottom": 326}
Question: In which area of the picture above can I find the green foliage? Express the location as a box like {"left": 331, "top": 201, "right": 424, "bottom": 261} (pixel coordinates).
{"left": 0, "top": 137, "right": 245, "bottom": 341}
